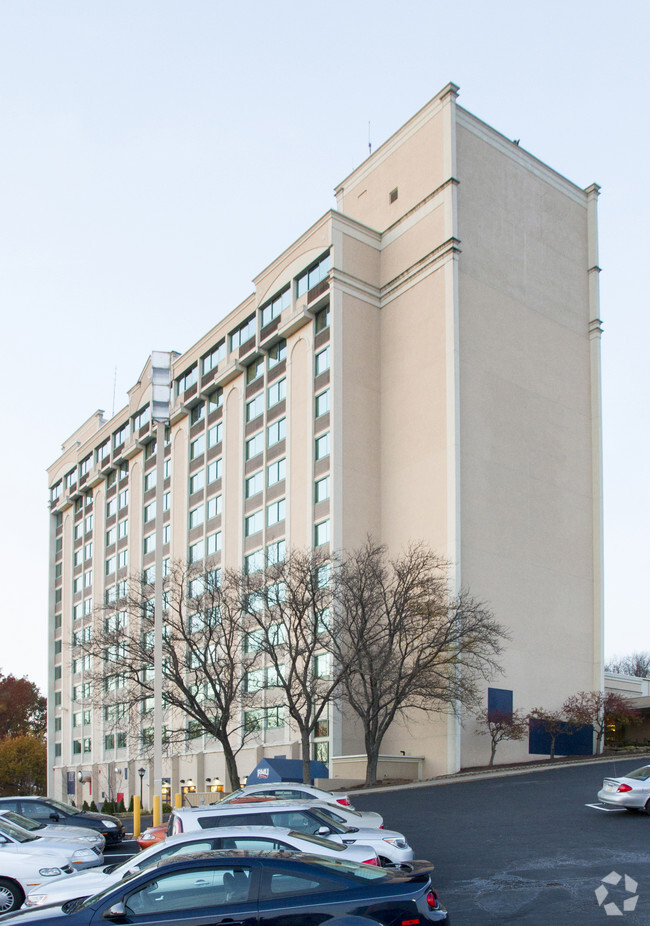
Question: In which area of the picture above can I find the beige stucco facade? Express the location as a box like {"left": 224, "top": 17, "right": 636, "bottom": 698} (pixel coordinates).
{"left": 47, "top": 83, "right": 602, "bottom": 803}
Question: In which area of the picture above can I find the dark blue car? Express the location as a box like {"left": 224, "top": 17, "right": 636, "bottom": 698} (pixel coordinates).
{"left": 1, "top": 850, "right": 449, "bottom": 926}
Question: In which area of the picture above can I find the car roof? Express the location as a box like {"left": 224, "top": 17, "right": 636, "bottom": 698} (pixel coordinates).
{"left": 173, "top": 801, "right": 326, "bottom": 816}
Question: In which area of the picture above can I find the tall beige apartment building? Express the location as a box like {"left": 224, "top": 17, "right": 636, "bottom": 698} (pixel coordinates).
{"left": 47, "top": 84, "right": 603, "bottom": 803}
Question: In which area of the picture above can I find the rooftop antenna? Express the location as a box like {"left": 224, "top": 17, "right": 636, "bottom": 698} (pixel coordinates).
{"left": 112, "top": 366, "right": 117, "bottom": 417}
{"left": 368, "top": 121, "right": 372, "bottom": 155}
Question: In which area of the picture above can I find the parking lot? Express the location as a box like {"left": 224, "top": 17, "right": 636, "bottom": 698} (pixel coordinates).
{"left": 351, "top": 756, "right": 650, "bottom": 925}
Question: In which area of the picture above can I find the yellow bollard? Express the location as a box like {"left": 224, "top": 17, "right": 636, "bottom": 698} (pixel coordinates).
{"left": 152, "top": 794, "right": 161, "bottom": 827}
{"left": 174, "top": 792, "right": 182, "bottom": 808}
{"left": 133, "top": 795, "right": 141, "bottom": 838}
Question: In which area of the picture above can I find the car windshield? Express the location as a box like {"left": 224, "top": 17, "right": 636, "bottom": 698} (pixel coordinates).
{"left": 0, "top": 817, "right": 39, "bottom": 843}
{"left": 75, "top": 869, "right": 143, "bottom": 910}
{"left": 624, "top": 766, "right": 650, "bottom": 781}
{"left": 308, "top": 808, "right": 350, "bottom": 833}
{"left": 287, "top": 831, "right": 346, "bottom": 852}
{"left": 39, "top": 799, "right": 78, "bottom": 815}
{"left": 0, "top": 812, "right": 44, "bottom": 832}
{"left": 299, "top": 855, "right": 389, "bottom": 881}
{"left": 325, "top": 804, "right": 362, "bottom": 818}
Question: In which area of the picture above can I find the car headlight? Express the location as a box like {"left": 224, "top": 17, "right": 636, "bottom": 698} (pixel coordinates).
{"left": 140, "top": 830, "right": 154, "bottom": 839}
{"left": 101, "top": 820, "right": 118, "bottom": 827}
{"left": 382, "top": 837, "right": 408, "bottom": 848}
{"left": 24, "top": 895, "right": 47, "bottom": 907}
{"left": 38, "top": 868, "right": 63, "bottom": 877}
{"left": 71, "top": 849, "right": 96, "bottom": 861}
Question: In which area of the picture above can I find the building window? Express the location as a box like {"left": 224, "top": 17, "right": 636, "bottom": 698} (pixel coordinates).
{"left": 143, "top": 534, "right": 156, "bottom": 555}
{"left": 315, "top": 346, "right": 330, "bottom": 376}
{"left": 104, "top": 733, "right": 115, "bottom": 750}
{"left": 314, "top": 519, "right": 330, "bottom": 547}
{"left": 245, "top": 510, "right": 263, "bottom": 537}
{"left": 207, "top": 495, "right": 222, "bottom": 520}
{"left": 144, "top": 502, "right": 155, "bottom": 523}
{"left": 313, "top": 741, "right": 329, "bottom": 763}
{"left": 144, "top": 470, "right": 157, "bottom": 492}
{"left": 118, "top": 488, "right": 128, "bottom": 510}
{"left": 117, "top": 550, "right": 128, "bottom": 569}
{"left": 65, "top": 468, "right": 77, "bottom": 489}
{"left": 246, "top": 356, "right": 264, "bottom": 384}
{"left": 206, "top": 531, "right": 221, "bottom": 555}
{"left": 208, "top": 422, "right": 222, "bottom": 448}
{"left": 54, "top": 743, "right": 62, "bottom": 758}
{"left": 72, "top": 740, "right": 82, "bottom": 755}
{"left": 267, "top": 339, "right": 287, "bottom": 369}
{"left": 105, "top": 526, "right": 116, "bottom": 546}
{"left": 189, "top": 470, "right": 205, "bottom": 495}
{"left": 113, "top": 423, "right": 129, "bottom": 449}
{"left": 208, "top": 387, "right": 223, "bottom": 411}
{"left": 297, "top": 251, "right": 330, "bottom": 298}
{"left": 266, "top": 706, "right": 285, "bottom": 729}
{"left": 230, "top": 315, "right": 256, "bottom": 351}
{"left": 80, "top": 454, "right": 92, "bottom": 477}
{"left": 189, "top": 505, "right": 204, "bottom": 529}
{"left": 260, "top": 286, "right": 290, "bottom": 327}
{"left": 266, "top": 539, "right": 286, "bottom": 565}
{"left": 244, "top": 549, "right": 264, "bottom": 575}
{"left": 315, "top": 475, "right": 330, "bottom": 503}
{"left": 190, "top": 402, "right": 205, "bottom": 426}
{"left": 266, "top": 498, "right": 286, "bottom": 527}
{"left": 267, "top": 457, "right": 286, "bottom": 487}
{"left": 106, "top": 498, "right": 117, "bottom": 519}
{"left": 189, "top": 540, "right": 204, "bottom": 564}
{"left": 267, "top": 417, "right": 286, "bottom": 448}
{"left": 202, "top": 340, "right": 226, "bottom": 374}
{"left": 117, "top": 731, "right": 127, "bottom": 748}
{"left": 84, "top": 514, "right": 93, "bottom": 534}
{"left": 175, "top": 365, "right": 198, "bottom": 396}
{"left": 313, "top": 652, "right": 331, "bottom": 678}
{"left": 133, "top": 405, "right": 150, "bottom": 431}
{"left": 245, "top": 669, "right": 264, "bottom": 693}
{"left": 246, "top": 432, "right": 264, "bottom": 461}
{"left": 50, "top": 481, "right": 62, "bottom": 503}
{"left": 315, "top": 432, "right": 330, "bottom": 461}
{"left": 190, "top": 435, "right": 205, "bottom": 460}
{"left": 268, "top": 377, "right": 286, "bottom": 409}
{"left": 105, "top": 556, "right": 116, "bottom": 576}
{"left": 118, "top": 518, "right": 128, "bottom": 539}
{"left": 83, "top": 737, "right": 92, "bottom": 753}
{"left": 246, "top": 393, "right": 264, "bottom": 423}
{"left": 207, "top": 458, "right": 222, "bottom": 483}
{"left": 96, "top": 440, "right": 110, "bottom": 464}
{"left": 244, "top": 709, "right": 263, "bottom": 732}
{"left": 315, "top": 389, "right": 330, "bottom": 417}
{"left": 245, "top": 470, "right": 263, "bottom": 499}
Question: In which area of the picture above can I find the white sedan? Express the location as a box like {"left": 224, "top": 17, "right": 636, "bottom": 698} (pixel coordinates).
{"left": 0, "top": 811, "right": 104, "bottom": 863}
{"left": 0, "top": 846, "right": 75, "bottom": 913}
{"left": 0, "top": 817, "right": 101, "bottom": 873}
{"left": 25, "top": 826, "right": 379, "bottom": 907}
{"left": 220, "top": 782, "right": 354, "bottom": 807}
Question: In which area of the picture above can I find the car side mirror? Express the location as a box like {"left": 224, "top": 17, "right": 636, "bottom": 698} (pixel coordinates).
{"left": 317, "top": 826, "right": 331, "bottom": 836}
{"left": 102, "top": 902, "right": 127, "bottom": 920}
{"left": 49, "top": 813, "right": 59, "bottom": 822}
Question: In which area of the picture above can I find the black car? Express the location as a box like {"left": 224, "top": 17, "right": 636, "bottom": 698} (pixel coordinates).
{"left": 1, "top": 850, "right": 449, "bottom": 925}
{"left": 0, "top": 798, "right": 124, "bottom": 845}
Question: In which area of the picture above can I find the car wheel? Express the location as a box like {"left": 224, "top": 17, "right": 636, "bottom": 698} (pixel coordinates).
{"left": 645, "top": 799, "right": 650, "bottom": 815}
{"left": 0, "top": 879, "right": 25, "bottom": 914}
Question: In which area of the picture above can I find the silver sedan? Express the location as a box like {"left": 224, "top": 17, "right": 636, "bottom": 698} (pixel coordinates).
{"left": 598, "top": 765, "right": 650, "bottom": 810}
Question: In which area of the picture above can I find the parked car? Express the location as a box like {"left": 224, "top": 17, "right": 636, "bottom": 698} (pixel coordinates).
{"left": 25, "top": 827, "right": 379, "bottom": 907}
{"left": 4, "top": 850, "right": 449, "bottom": 924}
{"left": 597, "top": 765, "right": 650, "bottom": 810}
{"left": 221, "top": 782, "right": 353, "bottom": 807}
{"left": 221, "top": 796, "right": 384, "bottom": 829}
{"left": 168, "top": 802, "right": 413, "bottom": 866}
{"left": 0, "top": 817, "right": 101, "bottom": 872}
{"left": 0, "top": 844, "right": 75, "bottom": 913}
{"left": 0, "top": 798, "right": 124, "bottom": 845}
{"left": 0, "top": 811, "right": 104, "bottom": 858}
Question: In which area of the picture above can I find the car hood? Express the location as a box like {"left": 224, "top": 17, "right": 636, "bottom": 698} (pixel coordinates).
{"left": 336, "top": 826, "right": 407, "bottom": 842}
{"left": 66, "top": 811, "right": 121, "bottom": 826}
{"left": 0, "top": 844, "right": 74, "bottom": 862}
{"left": 41, "top": 825, "right": 104, "bottom": 844}
{"left": 27, "top": 871, "right": 114, "bottom": 905}
{"left": 0, "top": 902, "right": 72, "bottom": 922}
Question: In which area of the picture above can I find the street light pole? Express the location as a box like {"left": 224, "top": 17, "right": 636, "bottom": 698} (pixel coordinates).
{"left": 138, "top": 767, "right": 146, "bottom": 806}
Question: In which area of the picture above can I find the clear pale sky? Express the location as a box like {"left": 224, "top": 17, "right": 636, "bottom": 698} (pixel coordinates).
{"left": 1, "top": 1, "right": 647, "bottom": 692}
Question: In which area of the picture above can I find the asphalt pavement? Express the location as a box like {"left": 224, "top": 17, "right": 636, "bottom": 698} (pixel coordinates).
{"left": 351, "top": 756, "right": 650, "bottom": 925}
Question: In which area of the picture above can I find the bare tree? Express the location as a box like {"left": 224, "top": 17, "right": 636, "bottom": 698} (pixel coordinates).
{"left": 237, "top": 548, "right": 347, "bottom": 785}
{"left": 605, "top": 653, "right": 650, "bottom": 679}
{"left": 79, "top": 561, "right": 258, "bottom": 790}
{"left": 332, "top": 540, "right": 507, "bottom": 787}
{"left": 474, "top": 709, "right": 529, "bottom": 766}
{"left": 527, "top": 707, "right": 580, "bottom": 759}
{"left": 563, "top": 690, "right": 641, "bottom": 753}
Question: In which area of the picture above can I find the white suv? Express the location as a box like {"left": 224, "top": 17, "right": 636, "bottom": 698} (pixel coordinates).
{"left": 168, "top": 801, "right": 413, "bottom": 867}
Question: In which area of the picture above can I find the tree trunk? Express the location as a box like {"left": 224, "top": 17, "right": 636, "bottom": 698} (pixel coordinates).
{"left": 219, "top": 736, "right": 241, "bottom": 792}
{"left": 365, "top": 747, "right": 380, "bottom": 787}
{"left": 301, "top": 729, "right": 312, "bottom": 784}
{"left": 489, "top": 739, "right": 497, "bottom": 766}
{"left": 550, "top": 735, "right": 556, "bottom": 759}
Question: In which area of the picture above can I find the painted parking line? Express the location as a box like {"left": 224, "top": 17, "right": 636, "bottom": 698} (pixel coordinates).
{"left": 585, "top": 802, "right": 626, "bottom": 812}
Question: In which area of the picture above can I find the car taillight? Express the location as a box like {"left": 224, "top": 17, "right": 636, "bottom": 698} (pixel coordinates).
{"left": 336, "top": 798, "right": 351, "bottom": 806}
{"left": 401, "top": 920, "right": 420, "bottom": 925}
{"left": 379, "top": 824, "right": 384, "bottom": 829}
{"left": 618, "top": 784, "right": 633, "bottom": 793}
{"left": 426, "top": 890, "right": 439, "bottom": 910}
{"left": 363, "top": 857, "right": 379, "bottom": 866}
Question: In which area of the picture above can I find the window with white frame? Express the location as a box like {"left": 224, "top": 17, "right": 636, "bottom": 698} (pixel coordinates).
{"left": 315, "top": 346, "right": 330, "bottom": 376}
{"left": 314, "top": 519, "right": 330, "bottom": 547}
{"left": 315, "top": 389, "right": 330, "bottom": 417}
{"left": 315, "top": 432, "right": 330, "bottom": 461}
